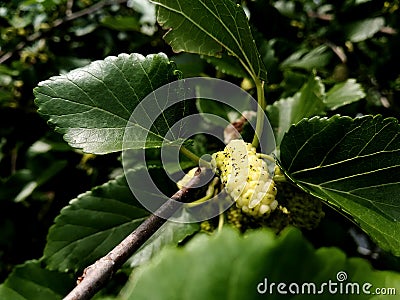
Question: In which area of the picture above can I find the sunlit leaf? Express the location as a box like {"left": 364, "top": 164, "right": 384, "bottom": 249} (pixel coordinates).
{"left": 345, "top": 17, "right": 385, "bottom": 43}
{"left": 325, "top": 79, "right": 366, "bottom": 110}
{"left": 281, "top": 45, "right": 332, "bottom": 70}
{"left": 34, "top": 53, "right": 184, "bottom": 154}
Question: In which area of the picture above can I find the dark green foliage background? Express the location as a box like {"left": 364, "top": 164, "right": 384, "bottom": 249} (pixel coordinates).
{"left": 1, "top": 0, "right": 399, "bottom": 297}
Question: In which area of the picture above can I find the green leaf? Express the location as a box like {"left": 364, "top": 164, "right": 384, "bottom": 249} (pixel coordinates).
{"left": 172, "top": 53, "right": 206, "bottom": 78}
{"left": 152, "top": 0, "right": 267, "bottom": 81}
{"left": 280, "top": 115, "right": 400, "bottom": 255}
{"left": 273, "top": 0, "right": 296, "bottom": 18}
{"left": 195, "top": 81, "right": 254, "bottom": 128}
{"left": 291, "top": 75, "right": 326, "bottom": 124}
{"left": 268, "top": 97, "right": 296, "bottom": 147}
{"left": 34, "top": 53, "right": 183, "bottom": 154}
{"left": 268, "top": 75, "right": 326, "bottom": 146}
{"left": 325, "top": 79, "right": 366, "bottom": 110}
{"left": 281, "top": 45, "right": 332, "bottom": 71}
{"left": 204, "top": 53, "right": 248, "bottom": 78}
{"left": 0, "top": 260, "right": 74, "bottom": 300}
{"left": 43, "top": 168, "right": 159, "bottom": 272}
{"left": 14, "top": 160, "right": 67, "bottom": 202}
{"left": 345, "top": 17, "right": 385, "bottom": 43}
{"left": 0, "top": 170, "right": 33, "bottom": 202}
{"left": 196, "top": 98, "right": 253, "bottom": 127}
{"left": 121, "top": 227, "right": 400, "bottom": 299}
{"left": 259, "top": 40, "right": 280, "bottom": 83}
{"left": 127, "top": 209, "right": 199, "bottom": 267}
{"left": 100, "top": 16, "right": 141, "bottom": 31}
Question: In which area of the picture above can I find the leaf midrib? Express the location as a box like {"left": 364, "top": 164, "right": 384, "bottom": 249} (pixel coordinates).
{"left": 291, "top": 150, "right": 400, "bottom": 175}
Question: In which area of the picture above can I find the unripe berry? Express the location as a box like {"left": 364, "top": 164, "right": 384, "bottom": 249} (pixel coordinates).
{"left": 212, "top": 139, "right": 278, "bottom": 218}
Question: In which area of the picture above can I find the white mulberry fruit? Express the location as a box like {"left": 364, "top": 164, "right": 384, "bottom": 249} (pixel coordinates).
{"left": 212, "top": 139, "right": 277, "bottom": 218}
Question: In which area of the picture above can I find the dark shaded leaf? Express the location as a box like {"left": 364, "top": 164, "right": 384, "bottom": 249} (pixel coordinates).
{"left": 127, "top": 209, "right": 199, "bottom": 267}
{"left": 280, "top": 115, "right": 400, "bottom": 255}
{"left": 122, "top": 227, "right": 400, "bottom": 299}
{"left": 0, "top": 260, "right": 74, "bottom": 300}
{"left": 43, "top": 168, "right": 158, "bottom": 272}
{"left": 152, "top": 0, "right": 266, "bottom": 81}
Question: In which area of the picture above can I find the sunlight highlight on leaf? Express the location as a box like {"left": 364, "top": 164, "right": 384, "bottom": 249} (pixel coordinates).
{"left": 34, "top": 53, "right": 184, "bottom": 154}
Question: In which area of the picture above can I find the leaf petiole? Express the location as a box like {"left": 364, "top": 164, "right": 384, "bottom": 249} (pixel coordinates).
{"left": 179, "top": 145, "right": 211, "bottom": 169}
{"left": 217, "top": 205, "right": 224, "bottom": 232}
{"left": 179, "top": 146, "right": 201, "bottom": 164}
{"left": 251, "top": 80, "right": 266, "bottom": 148}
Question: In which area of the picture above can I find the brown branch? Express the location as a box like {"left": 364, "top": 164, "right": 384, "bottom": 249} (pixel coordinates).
{"left": 53, "top": 0, "right": 128, "bottom": 27}
{"left": 0, "top": 0, "right": 128, "bottom": 64}
{"left": 63, "top": 167, "right": 210, "bottom": 300}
